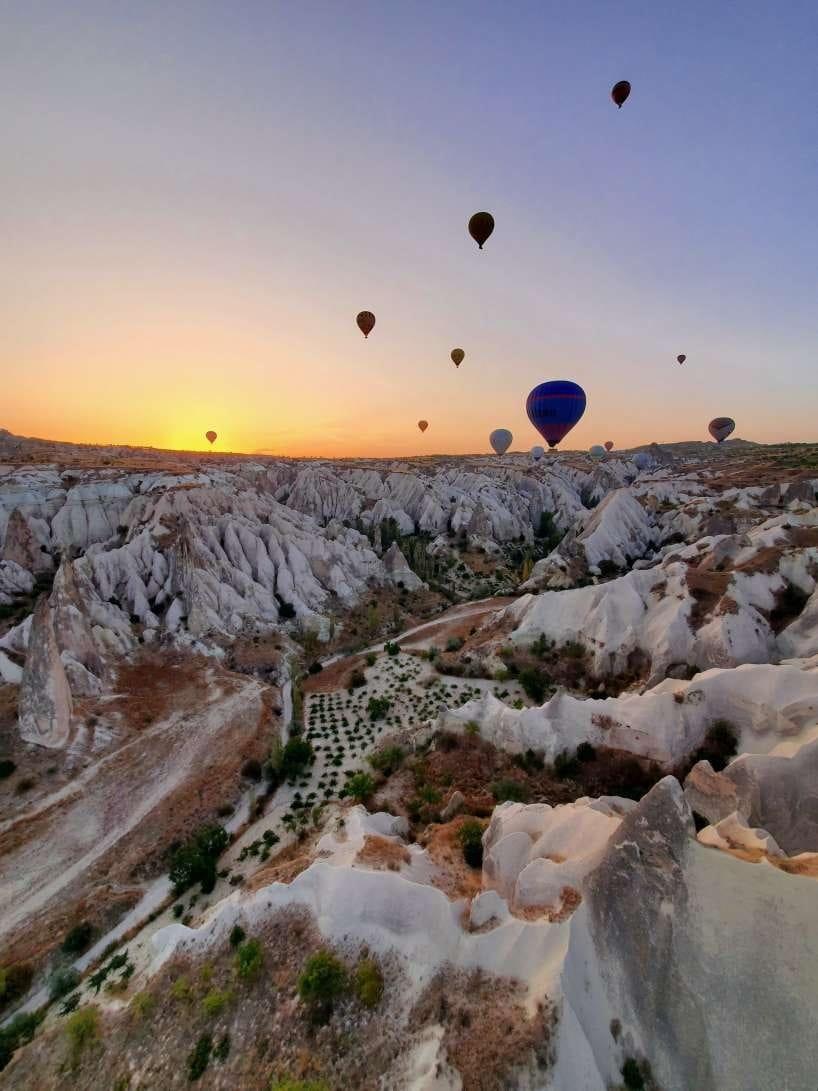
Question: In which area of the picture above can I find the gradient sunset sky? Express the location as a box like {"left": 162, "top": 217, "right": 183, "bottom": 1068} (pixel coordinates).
{"left": 2, "top": 2, "right": 817, "bottom": 457}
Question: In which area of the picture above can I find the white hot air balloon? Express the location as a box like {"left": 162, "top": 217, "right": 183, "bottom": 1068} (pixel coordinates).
{"left": 589, "top": 444, "right": 606, "bottom": 460}
{"left": 531, "top": 445, "right": 544, "bottom": 462}
{"left": 490, "top": 428, "right": 513, "bottom": 455}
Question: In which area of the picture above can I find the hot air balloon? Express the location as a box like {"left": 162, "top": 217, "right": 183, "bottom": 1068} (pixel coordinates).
{"left": 531, "top": 445, "right": 544, "bottom": 462}
{"left": 468, "top": 212, "right": 494, "bottom": 249}
{"left": 526, "top": 380, "right": 586, "bottom": 449}
{"left": 418, "top": 420, "right": 429, "bottom": 433}
{"left": 677, "top": 354, "right": 686, "bottom": 365}
{"left": 611, "top": 80, "right": 631, "bottom": 108}
{"left": 633, "top": 452, "right": 651, "bottom": 471}
{"left": 451, "top": 348, "right": 465, "bottom": 368}
{"left": 590, "top": 445, "right": 606, "bottom": 460}
{"left": 708, "top": 417, "right": 735, "bottom": 444}
{"left": 356, "top": 311, "right": 376, "bottom": 338}
{"left": 604, "top": 440, "right": 614, "bottom": 452}
{"left": 205, "top": 431, "right": 217, "bottom": 446}
{"left": 490, "top": 428, "right": 512, "bottom": 455}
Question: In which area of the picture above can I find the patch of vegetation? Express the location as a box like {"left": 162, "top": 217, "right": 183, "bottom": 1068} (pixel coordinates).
{"left": 130, "top": 991, "right": 155, "bottom": 1019}
{"left": 576, "top": 741, "right": 596, "bottom": 763}
{"left": 213, "top": 1033, "right": 230, "bottom": 1062}
{"left": 0, "top": 1011, "right": 41, "bottom": 1072}
{"left": 691, "top": 719, "right": 738, "bottom": 772}
{"left": 553, "top": 749, "right": 580, "bottom": 779}
{"left": 0, "top": 759, "right": 16, "bottom": 779}
{"left": 187, "top": 1032, "right": 212, "bottom": 1081}
{"left": 241, "top": 758, "right": 263, "bottom": 781}
{"left": 49, "top": 967, "right": 81, "bottom": 1002}
{"left": 234, "top": 938, "right": 264, "bottom": 981}
{"left": 65, "top": 1006, "right": 99, "bottom": 1069}
{"left": 61, "top": 920, "right": 95, "bottom": 956}
{"left": 353, "top": 958, "right": 384, "bottom": 1008}
{"left": 201, "top": 988, "right": 233, "bottom": 1017}
{"left": 458, "top": 819, "right": 485, "bottom": 869}
{"left": 518, "top": 665, "right": 549, "bottom": 702}
{"left": 347, "top": 668, "right": 366, "bottom": 691}
{"left": 490, "top": 779, "right": 529, "bottom": 803}
{"left": 345, "top": 772, "right": 375, "bottom": 802}
{"left": 169, "top": 825, "right": 229, "bottom": 896}
{"left": 369, "top": 745, "right": 405, "bottom": 776}
{"left": 0, "top": 962, "right": 33, "bottom": 1013}
{"left": 280, "top": 738, "right": 315, "bottom": 779}
{"left": 384, "top": 641, "right": 400, "bottom": 656}
{"left": 297, "top": 949, "right": 347, "bottom": 1020}
{"left": 621, "top": 1056, "right": 646, "bottom": 1090}
{"left": 367, "top": 695, "right": 390, "bottom": 721}
{"left": 229, "top": 924, "right": 246, "bottom": 948}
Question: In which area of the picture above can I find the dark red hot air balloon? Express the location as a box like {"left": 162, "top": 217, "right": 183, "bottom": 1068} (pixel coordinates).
{"left": 468, "top": 212, "right": 494, "bottom": 249}
{"left": 708, "top": 417, "right": 735, "bottom": 443}
{"left": 611, "top": 80, "right": 631, "bottom": 108}
{"left": 356, "top": 311, "right": 376, "bottom": 338}
{"left": 604, "top": 440, "right": 614, "bottom": 452}
{"left": 677, "top": 354, "right": 686, "bottom": 365}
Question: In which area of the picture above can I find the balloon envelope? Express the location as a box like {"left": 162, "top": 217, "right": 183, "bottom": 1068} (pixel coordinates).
{"left": 604, "top": 440, "right": 614, "bottom": 451}
{"left": 526, "top": 380, "right": 587, "bottom": 449}
{"left": 418, "top": 420, "right": 429, "bottom": 433}
{"left": 490, "top": 428, "right": 512, "bottom": 455}
{"left": 356, "top": 311, "right": 376, "bottom": 338}
{"left": 451, "top": 348, "right": 465, "bottom": 367}
{"left": 205, "top": 431, "right": 217, "bottom": 445}
{"left": 531, "top": 445, "right": 544, "bottom": 462}
{"left": 708, "top": 417, "right": 735, "bottom": 443}
{"left": 611, "top": 80, "right": 631, "bottom": 107}
{"left": 590, "top": 445, "right": 606, "bottom": 460}
{"left": 468, "top": 212, "right": 494, "bottom": 249}
{"left": 677, "top": 354, "right": 686, "bottom": 365}
{"left": 633, "top": 452, "right": 651, "bottom": 470}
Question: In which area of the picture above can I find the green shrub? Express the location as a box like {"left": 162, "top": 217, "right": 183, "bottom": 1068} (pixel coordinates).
{"left": 445, "top": 636, "right": 464, "bottom": 652}
{"left": 229, "top": 924, "right": 246, "bottom": 948}
{"left": 280, "top": 738, "right": 314, "bottom": 778}
{"left": 353, "top": 958, "right": 384, "bottom": 1008}
{"left": 365, "top": 652, "right": 377, "bottom": 667}
{"left": 201, "top": 988, "right": 233, "bottom": 1017}
{"left": 554, "top": 749, "right": 580, "bottom": 779}
{"left": 65, "top": 1006, "right": 98, "bottom": 1068}
{"left": 518, "top": 666, "right": 549, "bottom": 703}
{"left": 0, "top": 760, "right": 15, "bottom": 779}
{"left": 169, "top": 825, "right": 229, "bottom": 896}
{"left": 270, "top": 1079, "right": 329, "bottom": 1091}
{"left": 187, "top": 1033, "right": 212, "bottom": 1081}
{"left": 0, "top": 962, "right": 33, "bottom": 1011}
{"left": 458, "top": 819, "right": 485, "bottom": 869}
{"left": 464, "top": 720, "right": 480, "bottom": 736}
{"left": 347, "top": 669, "right": 366, "bottom": 691}
{"left": 345, "top": 772, "right": 375, "bottom": 802}
{"left": 369, "top": 746, "right": 405, "bottom": 776}
{"left": 621, "top": 1057, "right": 645, "bottom": 1090}
{"left": 213, "top": 1033, "right": 230, "bottom": 1062}
{"left": 0, "top": 1011, "right": 40, "bottom": 1072}
{"left": 576, "top": 741, "right": 596, "bottom": 763}
{"left": 490, "top": 779, "right": 528, "bottom": 803}
{"left": 61, "top": 920, "right": 95, "bottom": 956}
{"left": 297, "top": 950, "right": 347, "bottom": 1016}
{"left": 130, "top": 991, "right": 155, "bottom": 1019}
{"left": 49, "top": 968, "right": 81, "bottom": 1002}
{"left": 367, "top": 696, "right": 390, "bottom": 721}
{"left": 234, "top": 939, "right": 263, "bottom": 981}
{"left": 384, "top": 641, "right": 400, "bottom": 656}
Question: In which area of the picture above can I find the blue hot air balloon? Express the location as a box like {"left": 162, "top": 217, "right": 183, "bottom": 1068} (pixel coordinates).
{"left": 490, "top": 428, "right": 513, "bottom": 455}
{"left": 526, "top": 381, "right": 587, "bottom": 449}
{"left": 589, "top": 445, "right": 606, "bottom": 460}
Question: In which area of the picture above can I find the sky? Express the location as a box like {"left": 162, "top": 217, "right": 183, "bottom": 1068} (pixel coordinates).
{"left": 1, "top": 1, "right": 817, "bottom": 457}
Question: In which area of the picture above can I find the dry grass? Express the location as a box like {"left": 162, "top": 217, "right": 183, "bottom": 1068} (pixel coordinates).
{"left": 356, "top": 834, "right": 410, "bottom": 871}
{"left": 408, "top": 967, "right": 556, "bottom": 1091}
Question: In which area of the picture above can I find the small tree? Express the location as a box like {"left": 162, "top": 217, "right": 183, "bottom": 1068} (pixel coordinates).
{"left": 280, "top": 738, "right": 314, "bottom": 779}
{"left": 297, "top": 950, "right": 347, "bottom": 1020}
{"left": 345, "top": 772, "right": 375, "bottom": 803}
{"left": 61, "top": 921, "right": 95, "bottom": 956}
{"left": 65, "top": 1006, "right": 98, "bottom": 1069}
{"left": 234, "top": 939, "right": 263, "bottom": 982}
{"left": 458, "top": 819, "right": 485, "bottom": 869}
{"left": 353, "top": 958, "right": 384, "bottom": 1008}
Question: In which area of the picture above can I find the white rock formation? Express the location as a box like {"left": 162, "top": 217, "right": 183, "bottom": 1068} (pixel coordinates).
{"left": 17, "top": 597, "right": 73, "bottom": 748}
